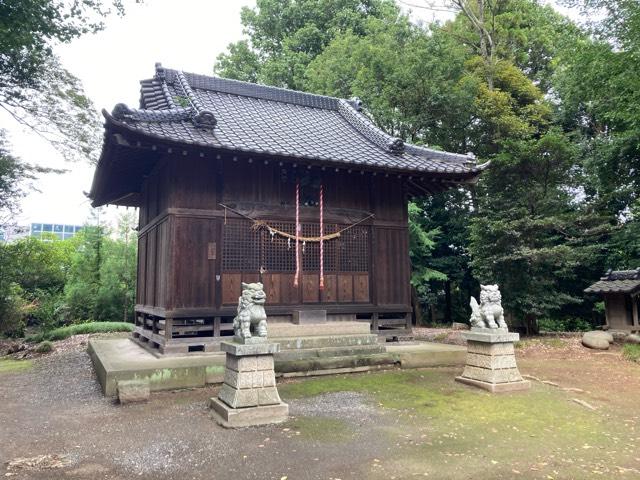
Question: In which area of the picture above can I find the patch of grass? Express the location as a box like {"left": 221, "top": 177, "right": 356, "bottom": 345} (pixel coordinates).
{"left": 0, "top": 358, "right": 33, "bottom": 374}
{"left": 433, "top": 333, "right": 449, "bottom": 342}
{"left": 540, "top": 337, "right": 567, "bottom": 348}
{"left": 25, "top": 322, "right": 134, "bottom": 343}
{"left": 514, "top": 340, "right": 530, "bottom": 349}
{"left": 287, "top": 416, "right": 353, "bottom": 442}
{"left": 516, "top": 338, "right": 567, "bottom": 349}
{"left": 35, "top": 341, "right": 53, "bottom": 353}
{"left": 622, "top": 343, "right": 640, "bottom": 362}
{"left": 280, "top": 369, "right": 611, "bottom": 446}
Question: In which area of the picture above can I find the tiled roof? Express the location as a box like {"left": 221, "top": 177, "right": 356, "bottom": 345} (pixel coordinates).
{"left": 104, "top": 63, "right": 488, "bottom": 176}
{"left": 584, "top": 268, "right": 640, "bottom": 294}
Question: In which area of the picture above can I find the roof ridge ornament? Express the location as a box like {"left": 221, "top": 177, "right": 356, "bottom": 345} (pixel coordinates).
{"left": 404, "top": 143, "right": 477, "bottom": 165}
{"left": 175, "top": 71, "right": 217, "bottom": 130}
{"left": 337, "top": 99, "right": 404, "bottom": 155}
{"left": 112, "top": 103, "right": 194, "bottom": 122}
{"left": 155, "top": 62, "right": 166, "bottom": 80}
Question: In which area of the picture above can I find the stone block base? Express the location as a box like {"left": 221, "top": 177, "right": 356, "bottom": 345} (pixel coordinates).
{"left": 456, "top": 331, "right": 530, "bottom": 393}
{"left": 210, "top": 340, "right": 288, "bottom": 426}
{"left": 455, "top": 376, "right": 530, "bottom": 393}
{"left": 117, "top": 379, "right": 150, "bottom": 404}
{"left": 292, "top": 309, "right": 327, "bottom": 324}
{"left": 209, "top": 397, "right": 289, "bottom": 428}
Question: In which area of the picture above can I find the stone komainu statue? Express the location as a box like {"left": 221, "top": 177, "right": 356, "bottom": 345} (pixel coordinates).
{"left": 233, "top": 282, "right": 268, "bottom": 339}
{"left": 469, "top": 284, "right": 508, "bottom": 330}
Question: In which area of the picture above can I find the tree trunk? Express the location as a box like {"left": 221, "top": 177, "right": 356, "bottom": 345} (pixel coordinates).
{"left": 445, "top": 280, "right": 452, "bottom": 324}
{"left": 411, "top": 285, "right": 423, "bottom": 326}
{"left": 525, "top": 313, "right": 539, "bottom": 335}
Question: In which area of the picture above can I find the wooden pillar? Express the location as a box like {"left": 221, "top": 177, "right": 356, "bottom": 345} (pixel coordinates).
{"left": 214, "top": 316, "right": 221, "bottom": 337}
{"left": 164, "top": 318, "right": 173, "bottom": 342}
{"left": 633, "top": 294, "right": 639, "bottom": 328}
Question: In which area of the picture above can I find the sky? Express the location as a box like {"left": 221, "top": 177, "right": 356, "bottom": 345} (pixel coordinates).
{"left": 5, "top": 0, "right": 254, "bottom": 228}
{"left": 5, "top": 0, "right": 577, "bottom": 229}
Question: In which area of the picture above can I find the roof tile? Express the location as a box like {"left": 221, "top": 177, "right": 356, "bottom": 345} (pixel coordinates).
{"left": 106, "top": 64, "right": 488, "bottom": 176}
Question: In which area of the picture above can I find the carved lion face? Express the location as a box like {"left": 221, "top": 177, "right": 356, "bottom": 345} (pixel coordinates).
{"left": 241, "top": 282, "right": 266, "bottom": 305}
{"left": 480, "top": 284, "right": 501, "bottom": 304}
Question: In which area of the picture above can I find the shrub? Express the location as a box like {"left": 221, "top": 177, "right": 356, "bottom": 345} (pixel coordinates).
{"left": 622, "top": 344, "right": 640, "bottom": 363}
{"left": 30, "top": 290, "right": 68, "bottom": 330}
{"left": 538, "top": 317, "right": 592, "bottom": 332}
{"left": 35, "top": 341, "right": 53, "bottom": 353}
{"left": 25, "top": 321, "right": 134, "bottom": 343}
{"left": 0, "top": 283, "right": 30, "bottom": 338}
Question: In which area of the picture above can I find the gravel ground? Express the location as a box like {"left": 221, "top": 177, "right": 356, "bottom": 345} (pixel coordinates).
{"left": 290, "top": 391, "right": 380, "bottom": 424}
{"left": 0, "top": 343, "right": 395, "bottom": 480}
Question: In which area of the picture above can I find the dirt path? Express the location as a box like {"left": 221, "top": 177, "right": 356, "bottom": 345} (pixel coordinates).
{"left": 1, "top": 336, "right": 640, "bottom": 479}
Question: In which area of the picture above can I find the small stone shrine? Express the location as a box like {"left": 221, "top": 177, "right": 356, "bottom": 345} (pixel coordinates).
{"left": 209, "top": 282, "right": 289, "bottom": 427}
{"left": 456, "top": 285, "right": 530, "bottom": 393}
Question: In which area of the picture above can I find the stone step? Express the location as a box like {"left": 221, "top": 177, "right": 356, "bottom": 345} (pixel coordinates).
{"left": 274, "top": 333, "right": 380, "bottom": 350}
{"left": 275, "top": 344, "right": 386, "bottom": 362}
{"left": 269, "top": 321, "right": 370, "bottom": 338}
{"left": 275, "top": 352, "right": 397, "bottom": 374}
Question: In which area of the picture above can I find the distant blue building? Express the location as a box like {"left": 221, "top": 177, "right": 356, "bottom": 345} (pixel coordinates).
{"left": 30, "top": 223, "right": 83, "bottom": 240}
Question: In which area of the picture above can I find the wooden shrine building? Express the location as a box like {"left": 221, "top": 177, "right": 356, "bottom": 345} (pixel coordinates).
{"left": 585, "top": 268, "right": 640, "bottom": 331}
{"left": 89, "top": 63, "right": 487, "bottom": 354}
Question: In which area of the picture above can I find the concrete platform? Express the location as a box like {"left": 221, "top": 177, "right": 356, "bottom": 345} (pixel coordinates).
{"left": 386, "top": 342, "right": 466, "bottom": 368}
{"left": 89, "top": 337, "right": 466, "bottom": 397}
{"left": 88, "top": 338, "right": 225, "bottom": 396}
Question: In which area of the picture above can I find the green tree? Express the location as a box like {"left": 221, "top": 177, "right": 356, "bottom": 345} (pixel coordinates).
{"left": 214, "top": 0, "right": 629, "bottom": 330}
{"left": 553, "top": 0, "right": 640, "bottom": 267}
{"left": 96, "top": 213, "right": 137, "bottom": 323}
{"left": 215, "top": 0, "right": 401, "bottom": 89}
{"left": 1, "top": 0, "right": 132, "bottom": 162}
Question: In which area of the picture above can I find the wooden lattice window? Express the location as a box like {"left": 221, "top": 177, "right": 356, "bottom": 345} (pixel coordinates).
{"left": 222, "top": 219, "right": 369, "bottom": 273}
{"left": 221, "top": 219, "right": 260, "bottom": 271}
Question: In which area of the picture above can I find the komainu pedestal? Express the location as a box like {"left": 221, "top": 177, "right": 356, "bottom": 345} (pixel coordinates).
{"left": 209, "top": 340, "right": 289, "bottom": 428}
{"left": 456, "top": 329, "right": 530, "bottom": 393}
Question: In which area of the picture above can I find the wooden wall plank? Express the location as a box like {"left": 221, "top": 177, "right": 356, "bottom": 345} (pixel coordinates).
{"left": 321, "top": 275, "right": 337, "bottom": 303}
{"left": 354, "top": 274, "right": 370, "bottom": 303}
{"left": 338, "top": 274, "right": 353, "bottom": 303}
{"left": 374, "top": 227, "right": 410, "bottom": 306}
{"left": 168, "top": 157, "right": 218, "bottom": 210}
{"left": 222, "top": 274, "right": 242, "bottom": 305}
{"left": 137, "top": 234, "right": 147, "bottom": 305}
{"left": 145, "top": 227, "right": 157, "bottom": 306}
{"left": 302, "top": 275, "right": 320, "bottom": 303}
{"left": 172, "top": 217, "right": 217, "bottom": 308}
{"left": 242, "top": 273, "right": 260, "bottom": 284}
{"left": 280, "top": 274, "right": 299, "bottom": 305}
{"left": 263, "top": 273, "right": 281, "bottom": 304}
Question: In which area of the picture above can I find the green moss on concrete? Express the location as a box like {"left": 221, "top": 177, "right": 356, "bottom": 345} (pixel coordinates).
{"left": 288, "top": 416, "right": 353, "bottom": 442}
{"left": 0, "top": 358, "right": 33, "bottom": 374}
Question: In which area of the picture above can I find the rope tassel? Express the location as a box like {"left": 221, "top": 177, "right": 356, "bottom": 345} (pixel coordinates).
{"left": 319, "top": 183, "right": 324, "bottom": 291}
{"left": 294, "top": 181, "right": 300, "bottom": 287}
